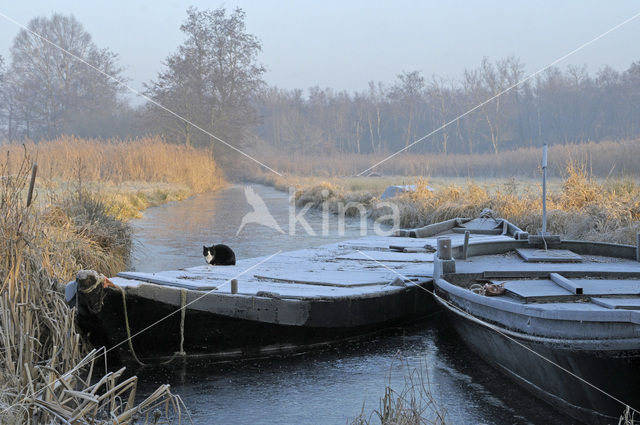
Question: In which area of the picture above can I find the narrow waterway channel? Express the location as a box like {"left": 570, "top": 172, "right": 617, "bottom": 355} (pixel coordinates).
{"left": 129, "top": 184, "right": 575, "bottom": 425}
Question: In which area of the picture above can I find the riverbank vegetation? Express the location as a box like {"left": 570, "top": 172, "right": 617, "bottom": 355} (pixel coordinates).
{"left": 0, "top": 137, "right": 223, "bottom": 422}
{"left": 2, "top": 136, "right": 226, "bottom": 219}
{"left": 350, "top": 364, "right": 447, "bottom": 425}
{"left": 250, "top": 138, "right": 640, "bottom": 179}
{"left": 261, "top": 160, "right": 640, "bottom": 245}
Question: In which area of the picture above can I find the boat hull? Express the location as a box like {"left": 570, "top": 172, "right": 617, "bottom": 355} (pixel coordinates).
{"left": 76, "top": 282, "right": 436, "bottom": 363}
{"left": 437, "top": 295, "right": 640, "bottom": 425}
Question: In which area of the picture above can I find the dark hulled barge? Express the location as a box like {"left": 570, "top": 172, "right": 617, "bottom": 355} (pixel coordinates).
{"left": 431, "top": 234, "right": 640, "bottom": 424}
{"left": 65, "top": 217, "right": 521, "bottom": 363}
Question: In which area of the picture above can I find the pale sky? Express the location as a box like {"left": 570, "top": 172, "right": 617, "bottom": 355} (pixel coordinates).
{"left": 1, "top": 1, "right": 640, "bottom": 98}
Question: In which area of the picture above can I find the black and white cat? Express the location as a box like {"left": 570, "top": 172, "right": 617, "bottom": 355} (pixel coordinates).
{"left": 203, "top": 244, "right": 236, "bottom": 266}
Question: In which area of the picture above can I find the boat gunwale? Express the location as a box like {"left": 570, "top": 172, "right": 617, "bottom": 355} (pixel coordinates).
{"left": 111, "top": 278, "right": 434, "bottom": 304}
{"left": 450, "top": 238, "right": 637, "bottom": 260}
{"left": 435, "top": 277, "right": 640, "bottom": 325}
{"left": 433, "top": 292, "right": 640, "bottom": 349}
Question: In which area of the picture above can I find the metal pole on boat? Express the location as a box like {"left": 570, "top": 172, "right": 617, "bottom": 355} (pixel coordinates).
{"left": 462, "top": 230, "right": 470, "bottom": 260}
{"left": 636, "top": 233, "right": 640, "bottom": 262}
{"left": 541, "top": 144, "right": 548, "bottom": 236}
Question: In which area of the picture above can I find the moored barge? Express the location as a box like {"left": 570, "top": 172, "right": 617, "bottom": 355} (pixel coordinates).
{"left": 432, "top": 234, "right": 640, "bottom": 424}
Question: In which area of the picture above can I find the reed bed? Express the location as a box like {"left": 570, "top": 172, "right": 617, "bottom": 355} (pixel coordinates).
{"left": 1, "top": 136, "right": 226, "bottom": 220}
{"left": 350, "top": 361, "right": 634, "bottom": 425}
{"left": 288, "top": 161, "right": 640, "bottom": 245}
{"left": 256, "top": 139, "right": 640, "bottom": 179}
{"left": 350, "top": 362, "right": 447, "bottom": 425}
{"left": 1, "top": 135, "right": 225, "bottom": 192}
{"left": 0, "top": 151, "right": 186, "bottom": 423}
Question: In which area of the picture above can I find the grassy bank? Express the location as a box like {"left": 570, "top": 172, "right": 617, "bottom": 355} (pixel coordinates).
{"left": 0, "top": 137, "right": 224, "bottom": 423}
{"left": 261, "top": 162, "right": 640, "bottom": 245}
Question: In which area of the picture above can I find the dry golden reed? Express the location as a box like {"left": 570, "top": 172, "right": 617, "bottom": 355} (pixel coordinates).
{"left": 256, "top": 139, "right": 640, "bottom": 179}
{"left": 350, "top": 361, "right": 446, "bottom": 425}
{"left": 0, "top": 150, "right": 185, "bottom": 423}
{"left": 1, "top": 135, "right": 225, "bottom": 192}
{"left": 288, "top": 161, "right": 640, "bottom": 245}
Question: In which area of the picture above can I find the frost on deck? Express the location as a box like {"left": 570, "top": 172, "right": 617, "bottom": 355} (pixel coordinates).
{"left": 113, "top": 233, "right": 511, "bottom": 297}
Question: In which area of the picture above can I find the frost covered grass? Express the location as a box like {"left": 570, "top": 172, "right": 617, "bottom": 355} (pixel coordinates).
{"left": 270, "top": 162, "right": 640, "bottom": 244}
{"left": 52, "top": 180, "right": 193, "bottom": 220}
{"left": 0, "top": 158, "right": 184, "bottom": 423}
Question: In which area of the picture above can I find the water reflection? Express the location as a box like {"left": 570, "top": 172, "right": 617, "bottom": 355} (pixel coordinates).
{"left": 133, "top": 322, "right": 573, "bottom": 425}
{"left": 130, "top": 184, "right": 377, "bottom": 272}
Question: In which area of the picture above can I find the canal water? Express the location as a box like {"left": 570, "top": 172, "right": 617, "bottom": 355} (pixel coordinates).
{"left": 129, "top": 184, "right": 575, "bottom": 425}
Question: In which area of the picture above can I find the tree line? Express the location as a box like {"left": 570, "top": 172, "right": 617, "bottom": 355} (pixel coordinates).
{"left": 1, "top": 8, "right": 639, "bottom": 167}
{"left": 257, "top": 59, "right": 640, "bottom": 156}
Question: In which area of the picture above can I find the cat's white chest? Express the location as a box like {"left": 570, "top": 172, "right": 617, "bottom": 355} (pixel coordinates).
{"left": 205, "top": 253, "right": 214, "bottom": 264}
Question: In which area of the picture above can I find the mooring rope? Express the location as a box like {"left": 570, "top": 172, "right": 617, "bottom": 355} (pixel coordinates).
{"left": 178, "top": 289, "right": 186, "bottom": 356}
{"left": 117, "top": 286, "right": 148, "bottom": 366}
{"left": 117, "top": 285, "right": 187, "bottom": 366}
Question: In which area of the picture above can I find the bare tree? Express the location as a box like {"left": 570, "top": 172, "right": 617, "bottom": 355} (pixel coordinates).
{"left": 366, "top": 81, "right": 385, "bottom": 153}
{"left": 461, "top": 67, "right": 485, "bottom": 154}
{"left": 146, "top": 6, "right": 265, "bottom": 170}
{"left": 389, "top": 71, "right": 426, "bottom": 148}
{"left": 506, "top": 56, "right": 526, "bottom": 146}
{"left": 479, "top": 57, "right": 507, "bottom": 154}
{"left": 427, "top": 76, "right": 457, "bottom": 154}
{"left": 8, "top": 14, "right": 124, "bottom": 140}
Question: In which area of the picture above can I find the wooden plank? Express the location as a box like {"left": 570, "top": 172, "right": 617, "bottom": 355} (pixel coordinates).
{"left": 254, "top": 270, "right": 402, "bottom": 287}
{"left": 501, "top": 279, "right": 572, "bottom": 300}
{"left": 389, "top": 244, "right": 435, "bottom": 252}
{"left": 402, "top": 247, "right": 430, "bottom": 253}
{"left": 452, "top": 227, "right": 502, "bottom": 235}
{"left": 591, "top": 298, "right": 640, "bottom": 310}
{"left": 117, "top": 272, "right": 223, "bottom": 290}
{"left": 516, "top": 248, "right": 583, "bottom": 263}
{"left": 335, "top": 251, "right": 434, "bottom": 263}
{"left": 496, "top": 276, "right": 640, "bottom": 304}
{"left": 412, "top": 218, "right": 460, "bottom": 238}
{"left": 573, "top": 279, "right": 640, "bottom": 296}
{"left": 550, "top": 273, "right": 583, "bottom": 295}
{"left": 528, "top": 235, "right": 562, "bottom": 248}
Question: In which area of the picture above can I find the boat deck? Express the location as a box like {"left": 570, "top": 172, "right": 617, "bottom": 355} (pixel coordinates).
{"left": 436, "top": 247, "right": 640, "bottom": 338}
{"left": 113, "top": 232, "right": 513, "bottom": 299}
